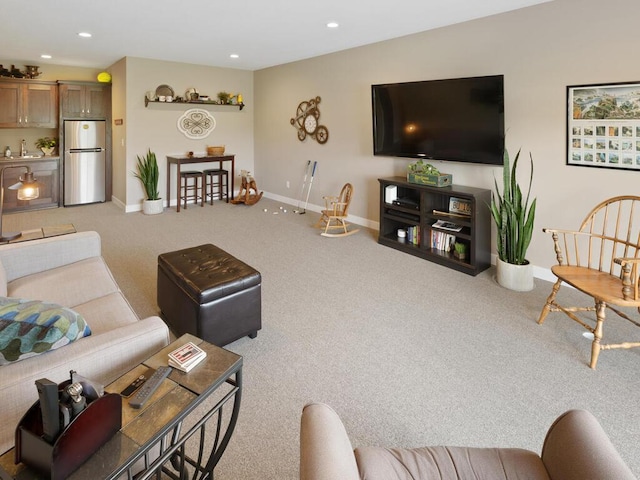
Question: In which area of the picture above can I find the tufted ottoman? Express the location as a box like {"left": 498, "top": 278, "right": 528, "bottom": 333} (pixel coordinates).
{"left": 157, "top": 244, "right": 261, "bottom": 347}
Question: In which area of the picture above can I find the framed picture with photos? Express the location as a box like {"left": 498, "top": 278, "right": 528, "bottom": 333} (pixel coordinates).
{"left": 567, "top": 81, "right": 640, "bottom": 171}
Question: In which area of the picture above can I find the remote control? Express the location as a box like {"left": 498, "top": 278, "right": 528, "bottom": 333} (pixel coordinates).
{"left": 120, "top": 374, "right": 147, "bottom": 397}
{"left": 129, "top": 366, "right": 172, "bottom": 409}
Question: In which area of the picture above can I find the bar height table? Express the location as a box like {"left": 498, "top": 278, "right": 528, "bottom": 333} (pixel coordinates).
{"left": 167, "top": 155, "right": 235, "bottom": 212}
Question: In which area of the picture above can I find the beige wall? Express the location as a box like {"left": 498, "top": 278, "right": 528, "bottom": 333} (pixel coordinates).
{"left": 3, "top": 0, "right": 639, "bottom": 273}
{"left": 110, "top": 59, "right": 127, "bottom": 205}
{"left": 120, "top": 57, "right": 254, "bottom": 210}
{"left": 0, "top": 57, "right": 254, "bottom": 212}
{"left": 254, "top": 0, "right": 640, "bottom": 273}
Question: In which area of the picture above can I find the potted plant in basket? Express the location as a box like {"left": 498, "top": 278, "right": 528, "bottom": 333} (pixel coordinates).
{"left": 489, "top": 147, "right": 537, "bottom": 291}
{"left": 453, "top": 242, "right": 467, "bottom": 261}
{"left": 133, "top": 149, "right": 163, "bottom": 215}
{"left": 35, "top": 137, "right": 56, "bottom": 156}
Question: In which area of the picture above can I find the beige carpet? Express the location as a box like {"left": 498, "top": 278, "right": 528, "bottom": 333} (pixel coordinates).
{"left": 4, "top": 199, "right": 640, "bottom": 478}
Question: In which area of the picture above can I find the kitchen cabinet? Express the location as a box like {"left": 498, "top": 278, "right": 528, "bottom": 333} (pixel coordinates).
{"left": 0, "top": 79, "right": 58, "bottom": 128}
{"left": 58, "top": 81, "right": 111, "bottom": 119}
{"left": 0, "top": 157, "right": 60, "bottom": 212}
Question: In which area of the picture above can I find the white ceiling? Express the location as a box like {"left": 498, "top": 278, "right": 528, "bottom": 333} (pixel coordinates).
{"left": 3, "top": 0, "right": 552, "bottom": 71}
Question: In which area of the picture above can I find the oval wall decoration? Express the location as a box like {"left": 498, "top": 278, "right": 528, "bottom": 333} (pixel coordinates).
{"left": 177, "top": 109, "right": 216, "bottom": 139}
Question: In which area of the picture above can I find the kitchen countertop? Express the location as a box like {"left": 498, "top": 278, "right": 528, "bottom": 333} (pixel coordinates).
{"left": 0, "top": 156, "right": 60, "bottom": 163}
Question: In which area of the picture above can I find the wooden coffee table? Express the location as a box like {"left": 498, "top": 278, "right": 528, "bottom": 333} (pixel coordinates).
{"left": 0, "top": 334, "right": 242, "bottom": 480}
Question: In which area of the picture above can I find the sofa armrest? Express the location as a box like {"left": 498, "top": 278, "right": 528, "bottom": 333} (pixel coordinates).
{"left": 300, "top": 402, "right": 360, "bottom": 480}
{"left": 0, "top": 231, "right": 101, "bottom": 283}
{"left": 541, "top": 409, "right": 636, "bottom": 480}
{"left": 0, "top": 316, "right": 170, "bottom": 455}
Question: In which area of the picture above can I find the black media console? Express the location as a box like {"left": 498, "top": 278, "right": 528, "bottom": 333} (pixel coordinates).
{"left": 378, "top": 177, "right": 491, "bottom": 276}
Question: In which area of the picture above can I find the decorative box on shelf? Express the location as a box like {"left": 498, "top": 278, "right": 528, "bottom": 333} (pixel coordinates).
{"left": 406, "top": 160, "right": 452, "bottom": 187}
{"left": 407, "top": 172, "right": 452, "bottom": 187}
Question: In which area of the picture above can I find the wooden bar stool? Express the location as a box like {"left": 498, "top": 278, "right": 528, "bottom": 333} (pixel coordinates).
{"left": 203, "top": 169, "right": 229, "bottom": 204}
{"left": 180, "top": 171, "right": 204, "bottom": 209}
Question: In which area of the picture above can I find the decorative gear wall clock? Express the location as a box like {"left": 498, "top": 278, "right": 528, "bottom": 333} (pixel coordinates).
{"left": 290, "top": 96, "right": 329, "bottom": 144}
{"left": 177, "top": 108, "right": 216, "bottom": 139}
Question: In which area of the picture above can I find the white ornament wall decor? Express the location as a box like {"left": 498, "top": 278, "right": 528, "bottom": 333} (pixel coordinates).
{"left": 177, "top": 109, "right": 216, "bottom": 139}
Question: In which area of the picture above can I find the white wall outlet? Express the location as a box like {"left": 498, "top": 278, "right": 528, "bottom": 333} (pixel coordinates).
{"left": 286, "top": 180, "right": 290, "bottom": 188}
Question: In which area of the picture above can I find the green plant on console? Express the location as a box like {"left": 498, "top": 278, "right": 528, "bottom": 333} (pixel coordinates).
{"left": 489, "top": 147, "right": 536, "bottom": 265}
{"left": 408, "top": 160, "right": 439, "bottom": 175}
{"left": 133, "top": 149, "right": 160, "bottom": 200}
{"left": 454, "top": 242, "right": 467, "bottom": 254}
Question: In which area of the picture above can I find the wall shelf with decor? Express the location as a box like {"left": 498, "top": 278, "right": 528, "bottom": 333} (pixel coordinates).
{"left": 144, "top": 97, "right": 245, "bottom": 110}
{"left": 378, "top": 177, "right": 491, "bottom": 276}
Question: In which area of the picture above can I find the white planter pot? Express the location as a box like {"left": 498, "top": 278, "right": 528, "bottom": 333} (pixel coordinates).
{"left": 142, "top": 199, "right": 163, "bottom": 215}
{"left": 496, "top": 257, "right": 534, "bottom": 292}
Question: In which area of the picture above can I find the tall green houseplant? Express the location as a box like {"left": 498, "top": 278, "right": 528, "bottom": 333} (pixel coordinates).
{"left": 133, "top": 149, "right": 160, "bottom": 200}
{"left": 489, "top": 148, "right": 536, "bottom": 265}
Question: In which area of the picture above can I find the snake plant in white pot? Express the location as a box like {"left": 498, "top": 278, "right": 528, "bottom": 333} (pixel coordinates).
{"left": 133, "top": 149, "right": 163, "bottom": 215}
{"left": 489, "top": 147, "right": 537, "bottom": 291}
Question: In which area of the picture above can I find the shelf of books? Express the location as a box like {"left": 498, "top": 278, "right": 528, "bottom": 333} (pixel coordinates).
{"left": 378, "top": 177, "right": 491, "bottom": 276}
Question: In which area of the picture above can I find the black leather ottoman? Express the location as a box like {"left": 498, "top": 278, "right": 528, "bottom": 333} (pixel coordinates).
{"left": 157, "top": 244, "right": 261, "bottom": 347}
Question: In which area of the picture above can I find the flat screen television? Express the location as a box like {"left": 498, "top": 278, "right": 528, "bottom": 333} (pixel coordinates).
{"left": 372, "top": 75, "right": 504, "bottom": 165}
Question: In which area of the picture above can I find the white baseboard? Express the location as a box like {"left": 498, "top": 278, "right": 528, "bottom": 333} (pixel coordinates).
{"left": 120, "top": 190, "right": 552, "bottom": 282}
{"left": 262, "top": 191, "right": 379, "bottom": 230}
{"left": 265, "top": 191, "right": 556, "bottom": 282}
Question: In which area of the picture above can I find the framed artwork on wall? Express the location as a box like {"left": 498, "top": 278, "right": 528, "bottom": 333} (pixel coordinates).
{"left": 567, "top": 81, "right": 640, "bottom": 171}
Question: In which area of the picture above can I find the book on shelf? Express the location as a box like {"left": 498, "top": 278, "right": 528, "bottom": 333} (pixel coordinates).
{"left": 430, "top": 230, "right": 456, "bottom": 252}
{"left": 406, "top": 225, "right": 420, "bottom": 245}
{"left": 168, "top": 341, "right": 207, "bottom": 372}
{"left": 432, "top": 220, "right": 463, "bottom": 232}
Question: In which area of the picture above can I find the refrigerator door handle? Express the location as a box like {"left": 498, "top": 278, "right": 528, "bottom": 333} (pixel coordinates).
{"left": 69, "top": 147, "right": 104, "bottom": 153}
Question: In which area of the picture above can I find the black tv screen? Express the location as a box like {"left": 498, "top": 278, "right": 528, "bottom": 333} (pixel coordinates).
{"left": 372, "top": 75, "right": 504, "bottom": 165}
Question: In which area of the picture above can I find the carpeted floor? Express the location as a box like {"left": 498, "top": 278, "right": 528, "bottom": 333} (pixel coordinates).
{"left": 5, "top": 199, "right": 640, "bottom": 478}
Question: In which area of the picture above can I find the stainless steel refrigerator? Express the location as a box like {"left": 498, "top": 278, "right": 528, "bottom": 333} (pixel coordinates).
{"left": 63, "top": 120, "right": 106, "bottom": 206}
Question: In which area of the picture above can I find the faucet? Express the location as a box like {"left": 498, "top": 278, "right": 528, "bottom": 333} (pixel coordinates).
{"left": 20, "top": 139, "right": 26, "bottom": 157}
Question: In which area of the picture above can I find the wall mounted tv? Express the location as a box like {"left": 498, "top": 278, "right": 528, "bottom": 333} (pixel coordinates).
{"left": 372, "top": 74, "right": 505, "bottom": 165}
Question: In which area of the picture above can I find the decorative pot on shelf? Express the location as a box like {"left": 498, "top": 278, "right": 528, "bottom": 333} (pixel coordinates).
{"left": 142, "top": 199, "right": 163, "bottom": 215}
{"left": 40, "top": 147, "right": 55, "bottom": 156}
{"left": 453, "top": 251, "right": 466, "bottom": 261}
{"left": 496, "top": 257, "right": 534, "bottom": 292}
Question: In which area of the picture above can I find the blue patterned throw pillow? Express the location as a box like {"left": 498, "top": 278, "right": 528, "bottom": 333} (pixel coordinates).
{"left": 0, "top": 297, "right": 91, "bottom": 365}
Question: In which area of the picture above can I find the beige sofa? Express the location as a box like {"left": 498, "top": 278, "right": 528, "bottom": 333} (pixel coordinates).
{"left": 0, "top": 231, "right": 170, "bottom": 455}
{"left": 300, "top": 402, "right": 636, "bottom": 480}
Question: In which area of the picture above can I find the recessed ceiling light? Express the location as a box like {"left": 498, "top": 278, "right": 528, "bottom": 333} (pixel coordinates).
{"left": 78, "top": 32, "right": 92, "bottom": 38}
{"left": 230, "top": 54, "right": 239, "bottom": 59}
{"left": 327, "top": 22, "right": 339, "bottom": 28}
{"left": 41, "top": 54, "right": 52, "bottom": 59}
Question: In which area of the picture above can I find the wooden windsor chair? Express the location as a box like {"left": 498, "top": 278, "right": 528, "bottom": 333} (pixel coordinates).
{"left": 537, "top": 196, "right": 640, "bottom": 368}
